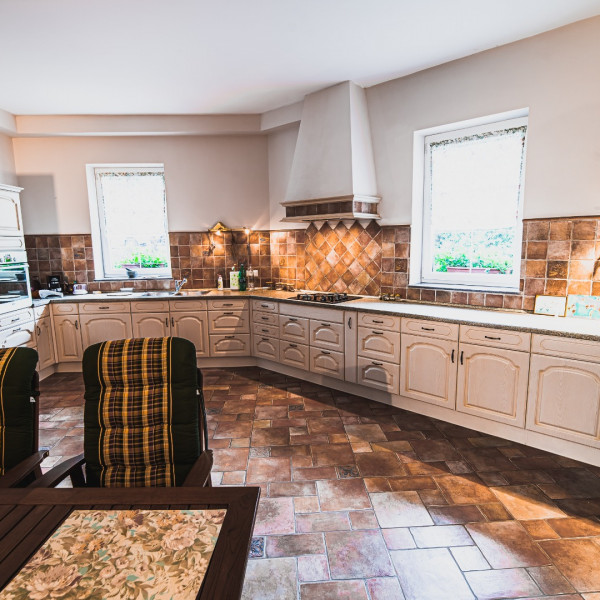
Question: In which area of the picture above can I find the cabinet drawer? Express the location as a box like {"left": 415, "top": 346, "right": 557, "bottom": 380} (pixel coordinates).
{"left": 131, "top": 300, "right": 170, "bottom": 313}
{"left": 253, "top": 322, "right": 279, "bottom": 338}
{"left": 79, "top": 301, "right": 131, "bottom": 314}
{"left": 357, "top": 356, "right": 400, "bottom": 394}
{"left": 34, "top": 304, "right": 50, "bottom": 319}
{"left": 253, "top": 336, "right": 280, "bottom": 361}
{"left": 357, "top": 326, "right": 400, "bottom": 364}
{"left": 169, "top": 299, "right": 207, "bottom": 312}
{"left": 253, "top": 311, "right": 278, "bottom": 326}
{"left": 310, "top": 347, "right": 344, "bottom": 381}
{"left": 460, "top": 325, "right": 530, "bottom": 351}
{"left": 279, "top": 315, "right": 309, "bottom": 344}
{"left": 532, "top": 334, "right": 600, "bottom": 363}
{"left": 402, "top": 318, "right": 458, "bottom": 340}
{"left": 358, "top": 312, "right": 401, "bottom": 332}
{"left": 280, "top": 303, "right": 344, "bottom": 323}
{"left": 280, "top": 342, "right": 309, "bottom": 371}
{"left": 208, "top": 298, "right": 248, "bottom": 311}
{"left": 210, "top": 333, "right": 251, "bottom": 357}
{"left": 309, "top": 320, "right": 344, "bottom": 351}
{"left": 52, "top": 302, "right": 78, "bottom": 316}
{"left": 0, "top": 320, "right": 35, "bottom": 348}
{"left": 1, "top": 308, "right": 34, "bottom": 329}
{"left": 252, "top": 299, "right": 278, "bottom": 313}
{"left": 209, "top": 310, "right": 250, "bottom": 333}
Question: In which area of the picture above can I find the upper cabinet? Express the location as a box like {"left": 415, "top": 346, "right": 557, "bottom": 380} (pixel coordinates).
{"left": 0, "top": 185, "right": 25, "bottom": 243}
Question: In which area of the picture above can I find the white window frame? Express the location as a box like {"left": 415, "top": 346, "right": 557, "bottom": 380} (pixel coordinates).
{"left": 410, "top": 109, "right": 528, "bottom": 293}
{"left": 86, "top": 163, "right": 172, "bottom": 280}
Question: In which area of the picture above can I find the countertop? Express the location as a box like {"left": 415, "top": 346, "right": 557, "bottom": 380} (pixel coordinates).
{"left": 32, "top": 288, "right": 600, "bottom": 341}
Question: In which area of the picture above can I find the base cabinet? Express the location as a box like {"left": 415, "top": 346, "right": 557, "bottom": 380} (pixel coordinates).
{"left": 132, "top": 312, "right": 170, "bottom": 338}
{"left": 309, "top": 347, "right": 344, "bottom": 380}
{"left": 35, "top": 316, "right": 55, "bottom": 370}
{"left": 253, "top": 336, "right": 279, "bottom": 361}
{"left": 171, "top": 312, "right": 210, "bottom": 358}
{"left": 210, "top": 334, "right": 251, "bottom": 357}
{"left": 456, "top": 343, "right": 529, "bottom": 427}
{"left": 80, "top": 313, "right": 133, "bottom": 348}
{"left": 400, "top": 334, "right": 457, "bottom": 409}
{"left": 280, "top": 342, "right": 309, "bottom": 371}
{"left": 357, "top": 356, "right": 399, "bottom": 394}
{"left": 53, "top": 315, "right": 83, "bottom": 362}
{"left": 526, "top": 354, "right": 600, "bottom": 448}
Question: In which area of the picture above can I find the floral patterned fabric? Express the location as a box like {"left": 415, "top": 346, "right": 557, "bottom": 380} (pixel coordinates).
{"left": 0, "top": 509, "right": 226, "bottom": 600}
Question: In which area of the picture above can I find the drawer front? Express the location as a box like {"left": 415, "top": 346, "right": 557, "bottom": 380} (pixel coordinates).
{"left": 309, "top": 347, "right": 344, "bottom": 381}
{"left": 0, "top": 308, "right": 34, "bottom": 329}
{"left": 358, "top": 312, "right": 401, "bottom": 332}
{"left": 280, "top": 303, "right": 344, "bottom": 323}
{"left": 280, "top": 342, "right": 310, "bottom": 371}
{"left": 309, "top": 320, "right": 344, "bottom": 351}
{"left": 279, "top": 315, "right": 309, "bottom": 344}
{"left": 0, "top": 320, "right": 35, "bottom": 348}
{"left": 252, "top": 311, "right": 278, "bottom": 326}
{"left": 253, "top": 336, "right": 280, "bottom": 361}
{"left": 209, "top": 334, "right": 251, "bottom": 357}
{"left": 79, "top": 301, "right": 131, "bottom": 314}
{"left": 252, "top": 299, "right": 279, "bottom": 313}
{"left": 402, "top": 317, "right": 458, "bottom": 340}
{"left": 208, "top": 298, "right": 248, "bottom": 311}
{"left": 169, "top": 299, "right": 208, "bottom": 312}
{"left": 460, "top": 325, "right": 530, "bottom": 351}
{"left": 34, "top": 304, "right": 50, "bottom": 319}
{"left": 357, "top": 356, "right": 400, "bottom": 395}
{"left": 130, "top": 300, "right": 170, "bottom": 313}
{"left": 532, "top": 334, "right": 600, "bottom": 363}
{"left": 252, "top": 322, "right": 279, "bottom": 338}
{"left": 357, "top": 326, "right": 401, "bottom": 363}
{"left": 52, "top": 302, "right": 78, "bottom": 316}
{"left": 209, "top": 310, "right": 250, "bottom": 333}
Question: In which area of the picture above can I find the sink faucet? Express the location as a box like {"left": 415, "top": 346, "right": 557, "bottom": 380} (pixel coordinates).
{"left": 174, "top": 278, "right": 188, "bottom": 294}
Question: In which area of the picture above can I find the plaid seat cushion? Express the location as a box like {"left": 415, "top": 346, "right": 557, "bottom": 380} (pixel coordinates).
{"left": 83, "top": 337, "right": 201, "bottom": 487}
{"left": 0, "top": 347, "right": 38, "bottom": 476}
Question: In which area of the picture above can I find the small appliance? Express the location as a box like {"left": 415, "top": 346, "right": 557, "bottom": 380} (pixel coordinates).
{"left": 0, "top": 250, "right": 32, "bottom": 314}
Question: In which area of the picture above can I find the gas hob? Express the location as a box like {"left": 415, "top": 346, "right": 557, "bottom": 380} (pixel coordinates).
{"left": 289, "top": 292, "right": 360, "bottom": 304}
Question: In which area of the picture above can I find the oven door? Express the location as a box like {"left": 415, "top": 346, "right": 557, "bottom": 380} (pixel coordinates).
{"left": 0, "top": 261, "right": 32, "bottom": 314}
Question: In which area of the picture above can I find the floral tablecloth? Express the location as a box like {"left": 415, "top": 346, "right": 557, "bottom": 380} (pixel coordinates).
{"left": 0, "top": 508, "right": 226, "bottom": 600}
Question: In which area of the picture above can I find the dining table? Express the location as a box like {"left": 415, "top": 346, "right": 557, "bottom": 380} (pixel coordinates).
{"left": 0, "top": 485, "right": 260, "bottom": 599}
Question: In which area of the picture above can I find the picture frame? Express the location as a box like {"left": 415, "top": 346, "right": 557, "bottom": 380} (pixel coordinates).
{"left": 533, "top": 295, "right": 567, "bottom": 317}
{"left": 565, "top": 294, "right": 600, "bottom": 319}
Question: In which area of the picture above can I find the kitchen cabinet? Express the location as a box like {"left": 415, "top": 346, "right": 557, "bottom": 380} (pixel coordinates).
{"left": 0, "top": 320, "right": 35, "bottom": 348}
{"left": 309, "top": 347, "right": 344, "bottom": 380}
{"left": 309, "top": 320, "right": 344, "bottom": 352}
{"left": 253, "top": 335, "right": 280, "bottom": 361}
{"left": 0, "top": 184, "right": 24, "bottom": 239}
{"left": 209, "top": 310, "right": 249, "bottom": 334}
{"left": 35, "top": 316, "right": 55, "bottom": 370}
{"left": 171, "top": 312, "right": 210, "bottom": 358}
{"left": 279, "top": 314, "right": 309, "bottom": 344}
{"left": 79, "top": 313, "right": 133, "bottom": 348}
{"left": 456, "top": 343, "right": 529, "bottom": 427}
{"left": 53, "top": 315, "right": 83, "bottom": 362}
{"left": 357, "top": 356, "right": 399, "bottom": 394}
{"left": 400, "top": 333, "right": 458, "bottom": 409}
{"left": 280, "top": 341, "right": 310, "bottom": 370}
{"left": 131, "top": 312, "right": 170, "bottom": 338}
{"left": 210, "top": 334, "right": 251, "bottom": 357}
{"left": 358, "top": 327, "right": 400, "bottom": 363}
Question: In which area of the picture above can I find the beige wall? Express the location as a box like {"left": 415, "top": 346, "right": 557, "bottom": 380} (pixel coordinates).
{"left": 13, "top": 135, "right": 269, "bottom": 235}
{"left": 366, "top": 16, "right": 600, "bottom": 224}
{"left": 0, "top": 133, "right": 16, "bottom": 186}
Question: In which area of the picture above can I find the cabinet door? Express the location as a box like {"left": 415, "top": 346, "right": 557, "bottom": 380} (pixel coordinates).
{"left": 0, "top": 321, "right": 35, "bottom": 348}
{"left": 53, "top": 315, "right": 83, "bottom": 362}
{"left": 171, "top": 312, "right": 209, "bottom": 358}
{"left": 309, "top": 320, "right": 344, "bottom": 351}
{"left": 80, "top": 313, "right": 133, "bottom": 348}
{"left": 526, "top": 354, "right": 600, "bottom": 447}
{"left": 457, "top": 343, "right": 529, "bottom": 427}
{"left": 209, "top": 310, "right": 249, "bottom": 333}
{"left": 279, "top": 315, "right": 309, "bottom": 344}
{"left": 131, "top": 312, "right": 170, "bottom": 338}
{"left": 0, "top": 190, "right": 23, "bottom": 237}
{"left": 280, "top": 342, "right": 310, "bottom": 371}
{"left": 309, "top": 347, "right": 344, "bottom": 380}
{"left": 210, "top": 334, "right": 251, "bottom": 357}
{"left": 357, "top": 326, "right": 400, "bottom": 363}
{"left": 253, "top": 336, "right": 280, "bottom": 361}
{"left": 357, "top": 357, "right": 400, "bottom": 394}
{"left": 35, "top": 316, "right": 55, "bottom": 370}
{"left": 400, "top": 334, "right": 458, "bottom": 409}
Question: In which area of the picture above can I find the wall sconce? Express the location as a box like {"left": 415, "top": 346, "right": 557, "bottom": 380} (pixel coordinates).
{"left": 205, "top": 222, "right": 252, "bottom": 256}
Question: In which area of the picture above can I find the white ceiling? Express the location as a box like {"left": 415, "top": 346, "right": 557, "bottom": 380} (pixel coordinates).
{"left": 2, "top": 0, "right": 600, "bottom": 116}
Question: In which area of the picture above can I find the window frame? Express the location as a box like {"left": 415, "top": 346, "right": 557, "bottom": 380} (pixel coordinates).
{"left": 410, "top": 110, "right": 528, "bottom": 293}
{"left": 86, "top": 163, "right": 172, "bottom": 280}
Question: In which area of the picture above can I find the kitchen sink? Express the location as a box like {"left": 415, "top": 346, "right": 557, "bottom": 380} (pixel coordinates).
{"left": 169, "top": 289, "right": 211, "bottom": 296}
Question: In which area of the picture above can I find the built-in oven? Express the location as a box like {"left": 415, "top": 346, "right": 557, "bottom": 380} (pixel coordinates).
{"left": 0, "top": 250, "right": 32, "bottom": 315}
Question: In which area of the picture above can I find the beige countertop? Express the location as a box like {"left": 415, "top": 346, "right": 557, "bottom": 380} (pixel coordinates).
{"left": 33, "top": 288, "right": 600, "bottom": 341}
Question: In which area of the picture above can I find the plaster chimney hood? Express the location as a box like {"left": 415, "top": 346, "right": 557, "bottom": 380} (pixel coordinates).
{"left": 281, "top": 81, "right": 381, "bottom": 222}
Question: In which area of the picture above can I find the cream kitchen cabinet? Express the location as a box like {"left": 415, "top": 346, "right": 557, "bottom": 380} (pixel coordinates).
{"left": 253, "top": 335, "right": 280, "bottom": 361}
{"left": 358, "top": 327, "right": 400, "bottom": 364}
{"left": 0, "top": 184, "right": 24, "bottom": 239}
{"left": 53, "top": 315, "right": 83, "bottom": 362}
{"left": 35, "top": 316, "right": 55, "bottom": 370}
{"left": 79, "top": 313, "right": 133, "bottom": 348}
{"left": 279, "top": 314, "right": 309, "bottom": 344}
{"left": 280, "top": 341, "right": 310, "bottom": 370}
{"left": 209, "top": 310, "right": 249, "bottom": 334}
{"left": 210, "top": 334, "right": 251, "bottom": 357}
{"left": 309, "top": 320, "right": 344, "bottom": 352}
{"left": 0, "top": 320, "right": 35, "bottom": 348}
{"left": 171, "top": 312, "right": 210, "bottom": 358}
{"left": 310, "top": 347, "right": 344, "bottom": 380}
{"left": 400, "top": 333, "right": 458, "bottom": 409}
{"left": 357, "top": 356, "right": 399, "bottom": 394}
{"left": 131, "top": 312, "right": 171, "bottom": 338}
{"left": 456, "top": 343, "right": 530, "bottom": 427}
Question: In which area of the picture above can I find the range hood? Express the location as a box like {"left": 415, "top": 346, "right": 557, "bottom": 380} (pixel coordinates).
{"left": 281, "top": 81, "right": 381, "bottom": 222}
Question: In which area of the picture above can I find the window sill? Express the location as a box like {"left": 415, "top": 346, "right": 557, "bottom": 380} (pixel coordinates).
{"left": 94, "top": 276, "right": 173, "bottom": 282}
{"left": 409, "top": 284, "right": 521, "bottom": 295}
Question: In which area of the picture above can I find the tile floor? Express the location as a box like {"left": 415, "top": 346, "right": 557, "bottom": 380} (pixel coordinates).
{"left": 38, "top": 368, "right": 600, "bottom": 600}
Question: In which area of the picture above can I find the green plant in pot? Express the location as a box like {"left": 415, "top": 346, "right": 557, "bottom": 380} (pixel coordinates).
{"left": 118, "top": 253, "right": 168, "bottom": 269}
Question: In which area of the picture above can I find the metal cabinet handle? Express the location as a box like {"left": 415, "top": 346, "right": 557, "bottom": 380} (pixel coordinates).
{"left": 451, "top": 349, "right": 455, "bottom": 363}
{"left": 261, "top": 316, "right": 269, "bottom": 320}
{"left": 347, "top": 316, "right": 352, "bottom": 329}
{"left": 10, "top": 317, "right": 19, "bottom": 323}
{"left": 261, "top": 328, "right": 269, "bottom": 333}
{"left": 460, "top": 350, "right": 464, "bottom": 365}
{"left": 98, "top": 306, "right": 110, "bottom": 310}
{"left": 322, "top": 350, "right": 331, "bottom": 355}
{"left": 165, "top": 317, "right": 169, "bottom": 327}
{"left": 260, "top": 304, "right": 269, "bottom": 308}
{"left": 222, "top": 303, "right": 233, "bottom": 306}
{"left": 373, "top": 319, "right": 384, "bottom": 324}
{"left": 421, "top": 326, "right": 435, "bottom": 331}
{"left": 171, "top": 317, "right": 175, "bottom": 327}
{"left": 289, "top": 317, "right": 297, "bottom": 322}
{"left": 224, "top": 311, "right": 234, "bottom": 315}
{"left": 12, "top": 327, "right": 20, "bottom": 333}
{"left": 372, "top": 330, "right": 384, "bottom": 335}
{"left": 225, "top": 335, "right": 235, "bottom": 339}
{"left": 75, "top": 320, "right": 79, "bottom": 330}
{"left": 484, "top": 335, "right": 501, "bottom": 340}
{"left": 289, "top": 344, "right": 297, "bottom": 348}
{"left": 320, "top": 322, "right": 330, "bottom": 327}
{"left": 261, "top": 337, "right": 269, "bottom": 342}
{"left": 372, "top": 361, "right": 383, "bottom": 366}
{"left": 36, "top": 326, "right": 41, "bottom": 336}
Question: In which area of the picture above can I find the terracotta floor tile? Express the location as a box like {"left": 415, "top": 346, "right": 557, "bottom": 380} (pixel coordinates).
{"left": 388, "top": 476, "right": 437, "bottom": 492}
{"left": 405, "top": 461, "right": 450, "bottom": 476}
{"left": 435, "top": 474, "right": 497, "bottom": 504}
{"left": 417, "top": 489, "right": 448, "bottom": 506}
{"left": 546, "top": 517, "right": 600, "bottom": 538}
{"left": 371, "top": 491, "right": 433, "bottom": 528}
{"left": 410, "top": 524, "right": 473, "bottom": 548}
{"left": 464, "top": 568, "right": 541, "bottom": 600}
{"left": 293, "top": 466, "right": 337, "bottom": 481}
{"left": 502, "top": 469, "right": 555, "bottom": 485}
{"left": 478, "top": 502, "right": 513, "bottom": 521}
{"left": 212, "top": 448, "right": 249, "bottom": 471}
{"left": 466, "top": 521, "right": 550, "bottom": 568}
{"left": 48, "top": 436, "right": 83, "bottom": 457}
{"left": 349, "top": 510, "right": 379, "bottom": 530}
{"left": 428, "top": 505, "right": 486, "bottom": 525}
{"left": 521, "top": 519, "right": 562, "bottom": 540}
{"left": 527, "top": 565, "right": 576, "bottom": 595}
{"left": 540, "top": 539, "right": 600, "bottom": 592}
{"left": 300, "top": 580, "right": 368, "bottom": 600}
{"left": 266, "top": 533, "right": 325, "bottom": 557}
{"left": 410, "top": 439, "right": 461, "bottom": 462}
{"left": 271, "top": 444, "right": 310, "bottom": 457}
{"left": 450, "top": 545, "right": 490, "bottom": 571}
{"left": 253, "top": 497, "right": 295, "bottom": 535}
{"left": 460, "top": 447, "right": 517, "bottom": 471}
{"left": 296, "top": 511, "right": 350, "bottom": 532}
{"left": 269, "top": 481, "right": 316, "bottom": 497}
{"left": 326, "top": 530, "right": 394, "bottom": 578}
{"left": 294, "top": 496, "right": 320, "bottom": 513}
{"left": 382, "top": 528, "right": 417, "bottom": 550}
{"left": 491, "top": 485, "right": 567, "bottom": 520}
{"left": 311, "top": 443, "right": 355, "bottom": 467}
{"left": 317, "top": 479, "right": 371, "bottom": 511}
{"left": 364, "top": 477, "right": 392, "bottom": 492}
{"left": 297, "top": 555, "right": 329, "bottom": 582}
{"left": 241, "top": 557, "right": 297, "bottom": 600}
{"left": 307, "top": 417, "right": 345, "bottom": 435}
{"left": 391, "top": 548, "right": 474, "bottom": 600}
{"left": 546, "top": 468, "right": 600, "bottom": 499}
{"left": 231, "top": 437, "right": 250, "bottom": 447}
{"left": 221, "top": 470, "right": 246, "bottom": 485}
{"left": 370, "top": 440, "right": 413, "bottom": 453}
{"left": 247, "top": 457, "right": 291, "bottom": 483}
{"left": 255, "top": 406, "right": 289, "bottom": 420}
{"left": 344, "top": 424, "right": 388, "bottom": 442}
{"left": 355, "top": 452, "right": 406, "bottom": 477}
{"left": 366, "top": 577, "right": 405, "bottom": 600}
{"left": 250, "top": 426, "right": 290, "bottom": 447}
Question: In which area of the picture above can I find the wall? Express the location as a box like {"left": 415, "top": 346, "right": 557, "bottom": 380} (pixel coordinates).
{"left": 13, "top": 135, "right": 269, "bottom": 234}
{"left": 0, "top": 133, "right": 16, "bottom": 185}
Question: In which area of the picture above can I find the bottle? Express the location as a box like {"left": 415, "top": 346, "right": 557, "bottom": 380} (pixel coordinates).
{"left": 239, "top": 263, "right": 247, "bottom": 292}
{"left": 247, "top": 265, "right": 255, "bottom": 290}
{"left": 217, "top": 274, "right": 223, "bottom": 290}
{"left": 229, "top": 265, "right": 239, "bottom": 290}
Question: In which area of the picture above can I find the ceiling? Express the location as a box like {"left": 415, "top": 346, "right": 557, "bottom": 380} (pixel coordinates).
{"left": 2, "top": 0, "right": 600, "bottom": 116}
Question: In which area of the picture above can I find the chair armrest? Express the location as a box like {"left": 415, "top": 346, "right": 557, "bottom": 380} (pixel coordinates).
{"left": 0, "top": 450, "right": 48, "bottom": 488}
{"left": 28, "top": 453, "right": 86, "bottom": 488}
{"left": 182, "top": 451, "right": 213, "bottom": 487}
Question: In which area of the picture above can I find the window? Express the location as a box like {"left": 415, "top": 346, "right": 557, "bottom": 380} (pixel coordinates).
{"left": 86, "top": 164, "right": 171, "bottom": 279}
{"left": 411, "top": 112, "right": 528, "bottom": 292}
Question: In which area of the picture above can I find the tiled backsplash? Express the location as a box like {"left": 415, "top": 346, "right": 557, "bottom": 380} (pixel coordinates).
{"left": 25, "top": 216, "right": 600, "bottom": 312}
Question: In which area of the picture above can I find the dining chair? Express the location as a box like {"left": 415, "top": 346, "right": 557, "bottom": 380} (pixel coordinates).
{"left": 0, "top": 346, "right": 48, "bottom": 488}
{"left": 32, "top": 337, "right": 213, "bottom": 488}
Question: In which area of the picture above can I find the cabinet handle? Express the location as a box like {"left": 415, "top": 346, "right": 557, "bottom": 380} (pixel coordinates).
{"left": 322, "top": 350, "right": 330, "bottom": 355}
{"left": 222, "top": 303, "right": 233, "bottom": 306}
{"left": 372, "top": 361, "right": 383, "bottom": 366}
{"left": 171, "top": 317, "right": 175, "bottom": 327}
{"left": 75, "top": 320, "right": 79, "bottom": 330}
{"left": 260, "top": 304, "right": 269, "bottom": 308}
{"left": 460, "top": 350, "right": 463, "bottom": 365}
{"left": 98, "top": 306, "right": 110, "bottom": 310}
{"left": 12, "top": 327, "right": 20, "bottom": 333}
{"left": 10, "top": 317, "right": 19, "bottom": 323}
{"left": 320, "top": 322, "right": 330, "bottom": 327}
{"left": 451, "top": 349, "right": 455, "bottom": 363}
{"left": 261, "top": 316, "right": 269, "bottom": 321}
{"left": 484, "top": 335, "right": 501, "bottom": 340}
{"left": 225, "top": 335, "right": 235, "bottom": 339}
{"left": 373, "top": 319, "right": 384, "bottom": 324}
{"left": 165, "top": 317, "right": 169, "bottom": 327}
{"left": 372, "top": 330, "right": 384, "bottom": 335}
{"left": 224, "top": 311, "right": 234, "bottom": 315}
{"left": 289, "top": 344, "right": 297, "bottom": 348}
{"left": 421, "top": 326, "right": 435, "bottom": 331}
{"left": 347, "top": 316, "right": 352, "bottom": 329}
{"left": 36, "top": 326, "right": 41, "bottom": 336}
{"left": 261, "top": 337, "right": 269, "bottom": 342}
{"left": 261, "top": 328, "right": 269, "bottom": 333}
{"left": 289, "top": 317, "right": 297, "bottom": 322}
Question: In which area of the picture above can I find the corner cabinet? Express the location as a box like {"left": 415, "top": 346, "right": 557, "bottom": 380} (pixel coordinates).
{"left": 35, "top": 316, "right": 55, "bottom": 370}
{"left": 53, "top": 315, "right": 83, "bottom": 362}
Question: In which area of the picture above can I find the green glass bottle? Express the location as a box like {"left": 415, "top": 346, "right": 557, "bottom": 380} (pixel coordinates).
{"left": 238, "top": 262, "right": 247, "bottom": 291}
